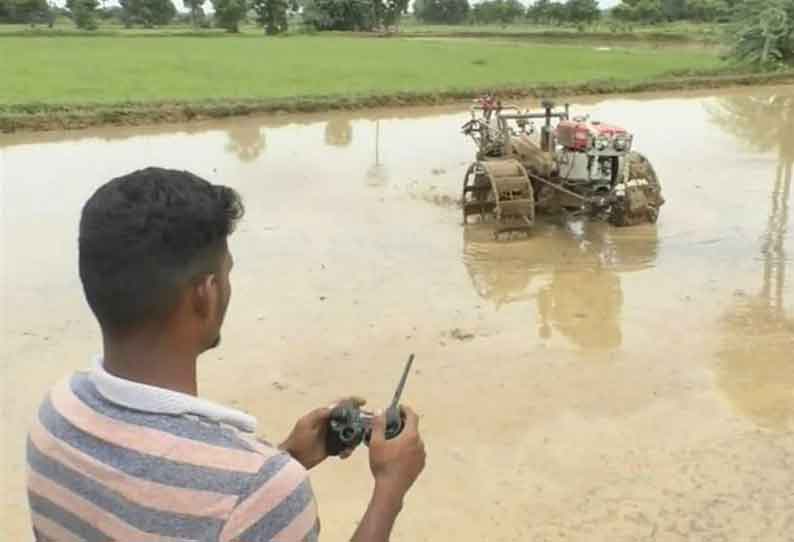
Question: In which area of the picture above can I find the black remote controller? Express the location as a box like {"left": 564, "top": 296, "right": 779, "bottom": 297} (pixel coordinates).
{"left": 326, "top": 354, "right": 414, "bottom": 456}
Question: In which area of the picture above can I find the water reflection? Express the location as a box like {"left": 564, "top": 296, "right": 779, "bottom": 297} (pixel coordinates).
{"left": 0, "top": 106, "right": 450, "bottom": 150}
{"left": 324, "top": 118, "right": 353, "bottom": 147}
{"left": 365, "top": 120, "right": 388, "bottom": 187}
{"left": 463, "top": 221, "right": 659, "bottom": 350}
{"left": 224, "top": 124, "right": 266, "bottom": 162}
{"left": 709, "top": 94, "right": 794, "bottom": 429}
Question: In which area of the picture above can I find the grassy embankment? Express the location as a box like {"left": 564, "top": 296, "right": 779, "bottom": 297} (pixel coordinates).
{"left": 2, "top": 32, "right": 792, "bottom": 132}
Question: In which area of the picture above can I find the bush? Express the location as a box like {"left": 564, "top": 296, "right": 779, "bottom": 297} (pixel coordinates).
{"left": 211, "top": 0, "right": 246, "bottom": 32}
{"left": 470, "top": 0, "right": 523, "bottom": 25}
{"left": 413, "top": 0, "right": 469, "bottom": 24}
{"left": 302, "top": 0, "right": 407, "bottom": 31}
{"left": 119, "top": 0, "right": 177, "bottom": 27}
{"left": 67, "top": 0, "right": 99, "bottom": 29}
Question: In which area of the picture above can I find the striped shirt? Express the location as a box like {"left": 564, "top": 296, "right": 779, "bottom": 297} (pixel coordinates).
{"left": 26, "top": 362, "right": 320, "bottom": 542}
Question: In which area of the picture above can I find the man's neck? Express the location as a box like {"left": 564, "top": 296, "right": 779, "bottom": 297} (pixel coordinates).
{"left": 101, "top": 330, "right": 199, "bottom": 396}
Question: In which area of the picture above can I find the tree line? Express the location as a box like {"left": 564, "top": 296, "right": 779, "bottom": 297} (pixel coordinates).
{"left": 610, "top": 0, "right": 737, "bottom": 24}
{"left": 412, "top": 0, "right": 774, "bottom": 26}
{"left": 1, "top": 0, "right": 791, "bottom": 66}
{"left": 412, "top": 0, "right": 600, "bottom": 25}
{"left": 0, "top": 0, "right": 409, "bottom": 33}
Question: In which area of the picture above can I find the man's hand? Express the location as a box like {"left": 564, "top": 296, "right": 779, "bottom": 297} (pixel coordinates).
{"left": 368, "top": 405, "right": 426, "bottom": 499}
{"left": 351, "top": 405, "right": 426, "bottom": 542}
{"left": 279, "top": 397, "right": 365, "bottom": 470}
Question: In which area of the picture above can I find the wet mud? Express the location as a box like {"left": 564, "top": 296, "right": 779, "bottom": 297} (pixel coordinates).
{"left": 1, "top": 85, "right": 793, "bottom": 541}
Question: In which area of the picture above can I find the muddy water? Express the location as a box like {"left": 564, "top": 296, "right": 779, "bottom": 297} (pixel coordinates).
{"left": 2, "top": 86, "right": 793, "bottom": 541}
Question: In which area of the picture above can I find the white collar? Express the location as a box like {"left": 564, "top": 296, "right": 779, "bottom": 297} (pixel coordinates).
{"left": 89, "top": 357, "right": 258, "bottom": 433}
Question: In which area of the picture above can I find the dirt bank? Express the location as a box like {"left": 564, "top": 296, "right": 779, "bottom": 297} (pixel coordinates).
{"left": 2, "top": 71, "right": 793, "bottom": 133}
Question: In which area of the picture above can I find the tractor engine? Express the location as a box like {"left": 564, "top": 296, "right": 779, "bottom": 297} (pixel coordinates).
{"left": 554, "top": 119, "right": 634, "bottom": 194}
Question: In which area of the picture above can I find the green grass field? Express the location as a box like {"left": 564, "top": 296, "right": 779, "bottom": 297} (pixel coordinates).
{"left": 1, "top": 35, "right": 723, "bottom": 106}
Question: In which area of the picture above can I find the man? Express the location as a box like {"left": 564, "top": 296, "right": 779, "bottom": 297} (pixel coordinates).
{"left": 26, "top": 167, "right": 426, "bottom": 542}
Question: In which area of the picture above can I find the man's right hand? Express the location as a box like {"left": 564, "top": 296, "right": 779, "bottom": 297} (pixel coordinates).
{"left": 351, "top": 406, "right": 426, "bottom": 542}
{"left": 369, "top": 406, "right": 426, "bottom": 499}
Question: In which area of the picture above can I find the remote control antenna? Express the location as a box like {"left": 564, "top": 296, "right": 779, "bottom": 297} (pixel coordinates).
{"left": 389, "top": 354, "right": 414, "bottom": 410}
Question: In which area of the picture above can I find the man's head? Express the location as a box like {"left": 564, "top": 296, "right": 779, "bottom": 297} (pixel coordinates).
{"left": 79, "top": 167, "right": 244, "bottom": 352}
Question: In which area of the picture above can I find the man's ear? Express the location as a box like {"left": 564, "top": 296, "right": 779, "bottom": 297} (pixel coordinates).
{"left": 192, "top": 274, "right": 217, "bottom": 318}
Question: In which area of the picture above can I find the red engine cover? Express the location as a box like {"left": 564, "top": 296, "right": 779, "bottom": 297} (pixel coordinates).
{"left": 556, "top": 120, "right": 628, "bottom": 151}
{"left": 556, "top": 120, "right": 591, "bottom": 151}
{"left": 590, "top": 122, "right": 628, "bottom": 137}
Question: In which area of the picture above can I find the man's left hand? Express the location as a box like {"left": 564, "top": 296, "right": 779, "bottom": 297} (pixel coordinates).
{"left": 279, "top": 397, "right": 366, "bottom": 470}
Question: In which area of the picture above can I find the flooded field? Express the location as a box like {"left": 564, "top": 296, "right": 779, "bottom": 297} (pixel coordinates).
{"left": 1, "top": 85, "right": 793, "bottom": 541}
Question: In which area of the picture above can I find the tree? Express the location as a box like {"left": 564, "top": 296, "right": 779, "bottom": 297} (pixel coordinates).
{"left": 546, "top": 0, "right": 568, "bottom": 23}
{"left": 728, "top": 0, "right": 793, "bottom": 66}
{"left": 5, "top": 0, "right": 51, "bottom": 24}
{"left": 302, "top": 0, "right": 374, "bottom": 30}
{"left": 67, "top": 0, "right": 99, "bottom": 28}
{"left": 527, "top": 0, "right": 553, "bottom": 23}
{"left": 566, "top": 0, "right": 599, "bottom": 24}
{"left": 611, "top": 0, "right": 734, "bottom": 23}
{"left": 611, "top": 2, "right": 636, "bottom": 21}
{"left": 184, "top": 0, "right": 205, "bottom": 26}
{"left": 633, "top": 0, "right": 664, "bottom": 23}
{"left": 686, "top": 0, "right": 731, "bottom": 22}
{"left": 413, "top": 0, "right": 469, "bottom": 24}
{"left": 119, "top": 0, "right": 176, "bottom": 27}
{"left": 374, "top": 0, "right": 409, "bottom": 28}
{"left": 470, "top": 0, "right": 524, "bottom": 24}
{"left": 211, "top": 0, "right": 246, "bottom": 31}
{"left": 300, "top": 0, "right": 406, "bottom": 30}
{"left": 660, "top": 0, "right": 686, "bottom": 20}
{"left": 0, "top": 0, "right": 11, "bottom": 21}
{"left": 610, "top": 0, "right": 663, "bottom": 23}
{"left": 252, "top": 0, "right": 288, "bottom": 34}
{"left": 97, "top": 4, "right": 125, "bottom": 22}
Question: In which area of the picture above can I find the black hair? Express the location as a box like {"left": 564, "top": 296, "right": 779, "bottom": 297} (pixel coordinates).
{"left": 78, "top": 167, "right": 244, "bottom": 332}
